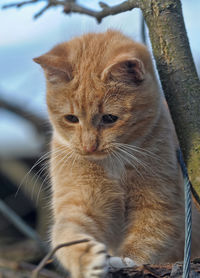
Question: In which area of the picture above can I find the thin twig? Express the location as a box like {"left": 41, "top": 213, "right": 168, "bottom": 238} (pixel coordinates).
{"left": 2, "top": 0, "right": 39, "bottom": 8}
{"left": 31, "top": 239, "right": 90, "bottom": 278}
{"left": 2, "top": 0, "right": 66, "bottom": 18}
{"left": 0, "top": 198, "right": 46, "bottom": 250}
{"left": 34, "top": 3, "right": 50, "bottom": 18}
{"left": 33, "top": 0, "right": 66, "bottom": 18}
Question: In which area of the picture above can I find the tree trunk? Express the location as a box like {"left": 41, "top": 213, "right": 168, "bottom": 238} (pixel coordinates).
{"left": 140, "top": 0, "right": 200, "bottom": 197}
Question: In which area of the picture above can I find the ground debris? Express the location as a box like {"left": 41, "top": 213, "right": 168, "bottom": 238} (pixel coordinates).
{"left": 0, "top": 259, "right": 200, "bottom": 278}
{"left": 107, "top": 260, "right": 200, "bottom": 278}
{"left": 0, "top": 259, "right": 62, "bottom": 278}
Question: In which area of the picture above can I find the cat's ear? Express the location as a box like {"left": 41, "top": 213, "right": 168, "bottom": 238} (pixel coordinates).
{"left": 33, "top": 54, "right": 72, "bottom": 84}
{"left": 101, "top": 56, "right": 145, "bottom": 85}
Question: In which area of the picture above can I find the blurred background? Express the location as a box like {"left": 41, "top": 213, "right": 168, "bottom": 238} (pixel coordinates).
{"left": 0, "top": 0, "right": 199, "bottom": 272}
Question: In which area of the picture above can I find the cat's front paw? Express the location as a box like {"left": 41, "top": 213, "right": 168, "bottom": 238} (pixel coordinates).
{"left": 64, "top": 239, "right": 108, "bottom": 278}
{"left": 82, "top": 241, "right": 108, "bottom": 278}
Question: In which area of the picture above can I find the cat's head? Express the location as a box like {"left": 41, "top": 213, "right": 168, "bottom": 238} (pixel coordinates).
{"left": 34, "top": 30, "right": 161, "bottom": 161}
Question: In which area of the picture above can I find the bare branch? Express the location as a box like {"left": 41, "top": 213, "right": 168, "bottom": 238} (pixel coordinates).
{"left": 63, "top": 1, "right": 141, "bottom": 23}
{"left": 2, "top": 0, "right": 141, "bottom": 23}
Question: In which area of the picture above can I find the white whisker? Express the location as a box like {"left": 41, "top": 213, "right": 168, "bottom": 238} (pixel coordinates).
{"left": 52, "top": 149, "right": 74, "bottom": 174}
{"left": 110, "top": 141, "right": 161, "bottom": 178}
{"left": 116, "top": 148, "right": 144, "bottom": 179}
{"left": 16, "top": 145, "right": 68, "bottom": 197}
{"left": 31, "top": 147, "right": 69, "bottom": 201}
{"left": 111, "top": 150, "right": 126, "bottom": 182}
{"left": 34, "top": 148, "right": 75, "bottom": 205}
{"left": 118, "top": 148, "right": 149, "bottom": 169}
{"left": 113, "top": 142, "right": 161, "bottom": 161}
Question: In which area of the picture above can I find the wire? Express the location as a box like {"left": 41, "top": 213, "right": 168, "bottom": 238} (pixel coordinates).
{"left": 177, "top": 149, "right": 192, "bottom": 278}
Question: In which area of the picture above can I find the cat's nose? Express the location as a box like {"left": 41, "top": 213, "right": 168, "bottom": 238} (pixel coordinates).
{"left": 83, "top": 143, "right": 97, "bottom": 153}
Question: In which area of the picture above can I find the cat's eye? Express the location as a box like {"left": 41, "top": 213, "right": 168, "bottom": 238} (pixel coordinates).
{"left": 64, "top": 114, "right": 79, "bottom": 123}
{"left": 101, "top": 114, "right": 118, "bottom": 124}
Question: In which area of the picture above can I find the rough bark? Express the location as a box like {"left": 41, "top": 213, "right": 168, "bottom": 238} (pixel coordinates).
{"left": 140, "top": 0, "right": 200, "bottom": 197}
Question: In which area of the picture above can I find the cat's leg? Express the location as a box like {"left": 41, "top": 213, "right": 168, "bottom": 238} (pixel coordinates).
{"left": 119, "top": 208, "right": 185, "bottom": 264}
{"left": 52, "top": 227, "right": 108, "bottom": 278}
{"left": 51, "top": 184, "right": 124, "bottom": 278}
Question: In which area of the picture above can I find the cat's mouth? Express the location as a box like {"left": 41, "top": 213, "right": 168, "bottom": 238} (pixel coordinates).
{"left": 78, "top": 149, "right": 110, "bottom": 161}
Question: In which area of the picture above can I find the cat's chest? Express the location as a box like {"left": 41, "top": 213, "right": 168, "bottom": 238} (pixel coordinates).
{"left": 102, "top": 158, "right": 143, "bottom": 186}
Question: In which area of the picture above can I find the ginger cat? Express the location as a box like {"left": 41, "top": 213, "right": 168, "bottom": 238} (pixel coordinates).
{"left": 34, "top": 30, "right": 200, "bottom": 278}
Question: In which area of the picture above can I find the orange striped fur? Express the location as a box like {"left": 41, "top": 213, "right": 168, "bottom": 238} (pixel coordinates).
{"left": 34, "top": 30, "right": 200, "bottom": 278}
